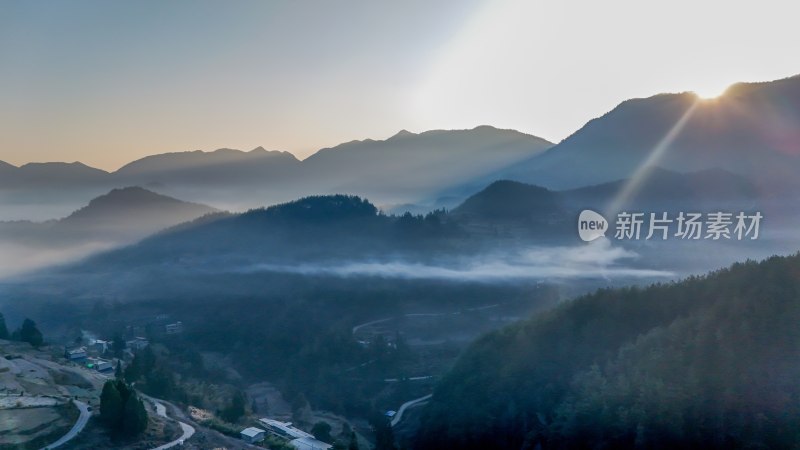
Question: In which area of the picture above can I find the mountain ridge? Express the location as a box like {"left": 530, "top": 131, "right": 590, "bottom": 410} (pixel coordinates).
{"left": 497, "top": 74, "right": 800, "bottom": 190}
{"left": 0, "top": 126, "right": 555, "bottom": 216}
{"left": 0, "top": 125, "right": 551, "bottom": 175}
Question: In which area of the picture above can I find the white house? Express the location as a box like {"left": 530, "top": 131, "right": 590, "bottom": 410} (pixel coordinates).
{"left": 258, "top": 418, "right": 332, "bottom": 450}
{"left": 240, "top": 427, "right": 266, "bottom": 444}
{"left": 165, "top": 321, "right": 184, "bottom": 335}
{"left": 65, "top": 347, "right": 87, "bottom": 361}
{"left": 87, "top": 358, "right": 113, "bottom": 372}
{"left": 127, "top": 337, "right": 149, "bottom": 350}
{"left": 259, "top": 418, "right": 313, "bottom": 440}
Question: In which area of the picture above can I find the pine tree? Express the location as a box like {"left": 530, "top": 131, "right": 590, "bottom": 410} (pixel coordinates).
{"left": 0, "top": 313, "right": 8, "bottom": 340}
{"left": 124, "top": 354, "right": 141, "bottom": 383}
{"left": 370, "top": 415, "right": 396, "bottom": 450}
{"left": 349, "top": 431, "right": 360, "bottom": 450}
{"left": 126, "top": 346, "right": 156, "bottom": 383}
{"left": 312, "top": 421, "right": 333, "bottom": 443}
{"left": 115, "top": 361, "right": 123, "bottom": 379}
{"left": 114, "top": 379, "right": 132, "bottom": 405}
{"left": 137, "top": 398, "right": 148, "bottom": 433}
{"left": 221, "top": 390, "right": 246, "bottom": 423}
{"left": 122, "top": 395, "right": 148, "bottom": 436}
{"left": 111, "top": 334, "right": 126, "bottom": 358}
{"left": 18, "top": 318, "right": 43, "bottom": 347}
{"left": 100, "top": 380, "right": 123, "bottom": 429}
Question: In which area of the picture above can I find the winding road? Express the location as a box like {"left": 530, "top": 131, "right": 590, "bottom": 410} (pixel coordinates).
{"left": 351, "top": 304, "right": 500, "bottom": 335}
{"left": 145, "top": 395, "right": 196, "bottom": 450}
{"left": 40, "top": 400, "right": 90, "bottom": 450}
{"left": 383, "top": 375, "right": 433, "bottom": 382}
{"left": 390, "top": 394, "right": 432, "bottom": 427}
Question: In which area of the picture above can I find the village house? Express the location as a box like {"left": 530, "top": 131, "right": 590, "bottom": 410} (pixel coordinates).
{"left": 240, "top": 427, "right": 266, "bottom": 444}
{"left": 64, "top": 346, "right": 87, "bottom": 361}
{"left": 126, "top": 336, "right": 149, "bottom": 350}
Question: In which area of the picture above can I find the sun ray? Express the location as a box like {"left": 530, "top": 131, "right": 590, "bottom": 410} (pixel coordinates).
{"left": 605, "top": 99, "right": 700, "bottom": 215}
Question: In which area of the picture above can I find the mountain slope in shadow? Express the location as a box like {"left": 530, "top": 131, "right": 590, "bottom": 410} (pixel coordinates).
{"left": 0, "top": 187, "right": 220, "bottom": 277}
{"left": 499, "top": 75, "right": 800, "bottom": 191}
{"left": 414, "top": 253, "right": 800, "bottom": 450}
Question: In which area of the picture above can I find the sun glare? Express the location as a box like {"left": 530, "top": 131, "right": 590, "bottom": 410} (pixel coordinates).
{"left": 694, "top": 82, "right": 731, "bottom": 99}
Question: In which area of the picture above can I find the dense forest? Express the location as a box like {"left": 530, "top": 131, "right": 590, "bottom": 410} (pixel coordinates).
{"left": 71, "top": 274, "right": 551, "bottom": 417}
{"left": 415, "top": 253, "right": 800, "bottom": 449}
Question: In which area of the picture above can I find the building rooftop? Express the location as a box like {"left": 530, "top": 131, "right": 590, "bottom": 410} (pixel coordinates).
{"left": 290, "top": 437, "right": 333, "bottom": 450}
{"left": 259, "top": 418, "right": 314, "bottom": 440}
{"left": 241, "top": 427, "right": 265, "bottom": 438}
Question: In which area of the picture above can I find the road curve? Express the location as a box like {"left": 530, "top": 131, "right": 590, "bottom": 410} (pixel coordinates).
{"left": 352, "top": 304, "right": 500, "bottom": 335}
{"left": 384, "top": 375, "right": 433, "bottom": 382}
{"left": 153, "top": 401, "right": 167, "bottom": 418}
{"left": 145, "top": 396, "right": 196, "bottom": 450}
{"left": 40, "top": 400, "right": 90, "bottom": 450}
{"left": 390, "top": 394, "right": 432, "bottom": 427}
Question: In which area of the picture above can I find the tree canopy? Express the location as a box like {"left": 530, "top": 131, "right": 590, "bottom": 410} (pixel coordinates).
{"left": 99, "top": 379, "right": 148, "bottom": 436}
{"left": 15, "top": 318, "right": 43, "bottom": 347}
{"left": 415, "top": 254, "right": 800, "bottom": 449}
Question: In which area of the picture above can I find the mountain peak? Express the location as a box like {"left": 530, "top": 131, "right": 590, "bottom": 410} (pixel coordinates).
{"left": 453, "top": 180, "right": 560, "bottom": 220}
{"left": 20, "top": 161, "right": 104, "bottom": 170}
{"left": 390, "top": 129, "right": 416, "bottom": 139}
{"left": 63, "top": 186, "right": 217, "bottom": 223}
{"left": 245, "top": 194, "right": 378, "bottom": 223}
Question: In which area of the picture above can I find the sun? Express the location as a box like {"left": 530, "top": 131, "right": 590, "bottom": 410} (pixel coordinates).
{"left": 693, "top": 82, "right": 732, "bottom": 100}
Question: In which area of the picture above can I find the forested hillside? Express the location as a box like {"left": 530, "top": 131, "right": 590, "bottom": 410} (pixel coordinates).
{"left": 415, "top": 253, "right": 800, "bottom": 449}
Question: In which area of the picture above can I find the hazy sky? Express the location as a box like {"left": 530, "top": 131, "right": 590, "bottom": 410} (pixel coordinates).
{"left": 2, "top": 0, "right": 799, "bottom": 171}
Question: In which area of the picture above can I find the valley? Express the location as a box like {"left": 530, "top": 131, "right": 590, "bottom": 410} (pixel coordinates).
{"left": 1, "top": 68, "right": 799, "bottom": 449}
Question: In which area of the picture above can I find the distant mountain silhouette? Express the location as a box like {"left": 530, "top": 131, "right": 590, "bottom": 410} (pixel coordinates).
{"left": 114, "top": 147, "right": 301, "bottom": 186}
{"left": 0, "top": 162, "right": 110, "bottom": 189}
{"left": 500, "top": 75, "right": 800, "bottom": 191}
{"left": 449, "top": 180, "right": 569, "bottom": 239}
{"left": 2, "top": 74, "right": 799, "bottom": 218}
{"left": 59, "top": 186, "right": 218, "bottom": 233}
{"left": 562, "top": 167, "right": 758, "bottom": 212}
{"left": 69, "top": 195, "right": 410, "bottom": 270}
{"left": 0, "top": 126, "right": 554, "bottom": 216}
{"left": 452, "top": 180, "right": 563, "bottom": 221}
{"left": 453, "top": 168, "right": 757, "bottom": 220}
{"left": 0, "top": 187, "right": 219, "bottom": 276}
{"left": 301, "top": 126, "right": 553, "bottom": 201}
{"left": 444, "top": 168, "right": 764, "bottom": 242}
{"left": 72, "top": 168, "right": 756, "bottom": 274}
{"left": 0, "top": 187, "right": 219, "bottom": 246}
{"left": 7, "top": 167, "right": 784, "bottom": 287}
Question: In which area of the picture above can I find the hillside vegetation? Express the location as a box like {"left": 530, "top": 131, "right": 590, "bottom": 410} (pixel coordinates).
{"left": 415, "top": 253, "right": 800, "bottom": 449}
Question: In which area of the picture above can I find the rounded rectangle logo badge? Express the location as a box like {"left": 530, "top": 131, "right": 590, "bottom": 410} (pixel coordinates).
{"left": 578, "top": 210, "right": 608, "bottom": 242}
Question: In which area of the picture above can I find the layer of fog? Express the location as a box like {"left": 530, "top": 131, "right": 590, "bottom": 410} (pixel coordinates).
{"left": 0, "top": 241, "right": 116, "bottom": 279}
{"left": 238, "top": 239, "right": 675, "bottom": 281}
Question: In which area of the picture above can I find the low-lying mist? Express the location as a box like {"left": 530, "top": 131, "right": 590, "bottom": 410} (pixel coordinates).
{"left": 238, "top": 239, "right": 675, "bottom": 281}
{"left": 0, "top": 240, "right": 116, "bottom": 278}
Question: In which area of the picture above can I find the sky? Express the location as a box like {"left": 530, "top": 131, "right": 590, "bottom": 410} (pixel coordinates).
{"left": 1, "top": 0, "right": 799, "bottom": 171}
